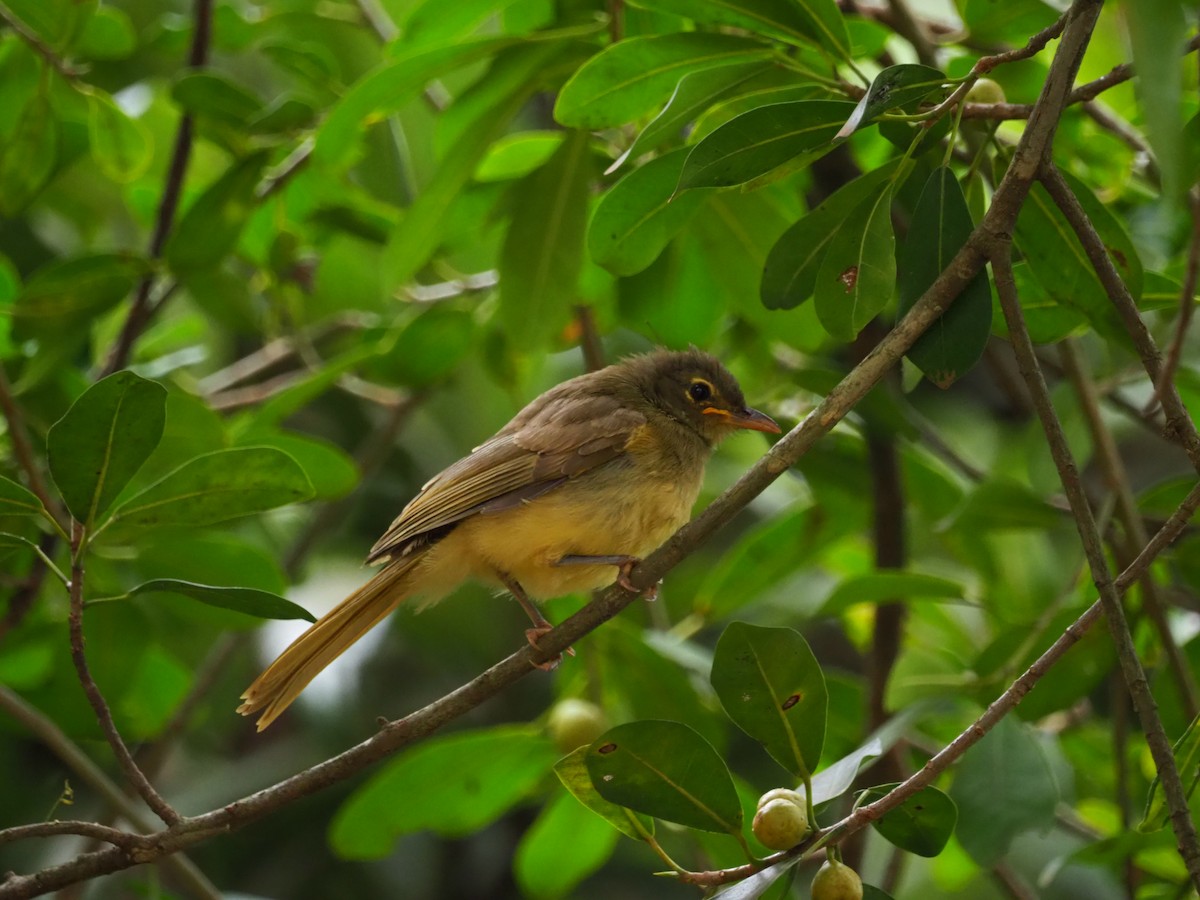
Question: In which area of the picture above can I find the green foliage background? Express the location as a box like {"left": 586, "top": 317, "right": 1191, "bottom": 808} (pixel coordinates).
{"left": 0, "top": 0, "right": 1198, "bottom": 897}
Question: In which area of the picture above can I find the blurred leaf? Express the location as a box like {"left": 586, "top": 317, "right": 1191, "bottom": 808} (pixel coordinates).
{"left": 85, "top": 90, "right": 152, "bottom": 182}
{"left": 814, "top": 185, "right": 895, "bottom": 341}
{"left": 331, "top": 726, "right": 557, "bottom": 858}
{"left": 13, "top": 253, "right": 147, "bottom": 336}
{"left": 0, "top": 475, "right": 44, "bottom": 516}
{"left": 171, "top": 72, "right": 263, "bottom": 126}
{"left": 164, "top": 151, "right": 271, "bottom": 275}
{"left": 947, "top": 478, "right": 1063, "bottom": 532}
{"left": 2, "top": 0, "right": 91, "bottom": 48}
{"left": 961, "top": 0, "right": 1058, "bottom": 44}
{"left": 950, "top": 716, "right": 1062, "bottom": 865}
{"left": 1122, "top": 0, "right": 1188, "bottom": 202}
{"left": 475, "top": 131, "right": 566, "bottom": 182}
{"left": 0, "top": 88, "right": 57, "bottom": 215}
{"left": 233, "top": 431, "right": 358, "bottom": 500}
{"left": 127, "top": 579, "right": 314, "bottom": 622}
{"left": 499, "top": 129, "right": 593, "bottom": 346}
{"left": 405, "top": 0, "right": 544, "bottom": 46}
{"left": 677, "top": 100, "right": 853, "bottom": 191}
{"left": 586, "top": 720, "right": 743, "bottom": 834}
{"left": 589, "top": 148, "right": 711, "bottom": 277}
{"left": 632, "top": 0, "right": 849, "bottom": 55}
{"left": 615, "top": 61, "right": 778, "bottom": 169}
{"left": 383, "top": 307, "right": 476, "bottom": 386}
{"left": 821, "top": 572, "right": 967, "bottom": 616}
{"left": 761, "top": 162, "right": 898, "bottom": 309}
{"left": 711, "top": 622, "right": 827, "bottom": 778}
{"left": 77, "top": 6, "right": 135, "bottom": 59}
{"left": 554, "top": 746, "right": 654, "bottom": 842}
{"left": 106, "top": 447, "right": 313, "bottom": 532}
{"left": 859, "top": 783, "right": 957, "bottom": 857}
{"left": 555, "top": 33, "right": 774, "bottom": 130}
{"left": 898, "top": 167, "right": 992, "bottom": 388}
{"left": 515, "top": 788, "right": 621, "bottom": 900}
{"left": 1140, "top": 712, "right": 1200, "bottom": 833}
{"left": 837, "top": 64, "right": 947, "bottom": 138}
{"left": 46, "top": 371, "right": 167, "bottom": 527}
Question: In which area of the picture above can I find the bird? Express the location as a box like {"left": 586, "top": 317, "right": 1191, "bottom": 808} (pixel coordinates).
{"left": 238, "top": 348, "right": 779, "bottom": 730}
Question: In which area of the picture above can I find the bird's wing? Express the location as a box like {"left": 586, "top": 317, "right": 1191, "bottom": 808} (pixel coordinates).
{"left": 366, "top": 394, "right": 646, "bottom": 563}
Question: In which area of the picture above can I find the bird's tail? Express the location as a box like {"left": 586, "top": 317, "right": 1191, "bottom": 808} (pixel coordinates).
{"left": 238, "top": 556, "right": 420, "bottom": 731}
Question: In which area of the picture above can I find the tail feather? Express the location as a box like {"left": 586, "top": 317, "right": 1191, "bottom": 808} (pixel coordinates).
{"left": 238, "top": 558, "right": 418, "bottom": 731}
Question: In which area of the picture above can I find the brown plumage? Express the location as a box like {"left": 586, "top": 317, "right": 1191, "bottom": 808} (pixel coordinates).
{"left": 238, "top": 349, "right": 778, "bottom": 730}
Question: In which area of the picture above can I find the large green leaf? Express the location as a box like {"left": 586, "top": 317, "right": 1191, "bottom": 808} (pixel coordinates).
{"left": 677, "top": 100, "right": 853, "bottom": 191}
{"left": 331, "top": 726, "right": 557, "bottom": 858}
{"left": 105, "top": 447, "right": 314, "bottom": 532}
{"left": 0, "top": 88, "right": 57, "bottom": 216}
{"left": 813, "top": 185, "right": 895, "bottom": 341}
{"left": 499, "top": 129, "right": 593, "bottom": 346}
{"left": 514, "top": 788, "right": 621, "bottom": 900}
{"left": 821, "top": 571, "right": 967, "bottom": 616}
{"left": 1123, "top": 0, "right": 1188, "bottom": 202}
{"left": 171, "top": 72, "right": 263, "bottom": 127}
{"left": 0, "top": 475, "right": 44, "bottom": 517}
{"left": 631, "top": 0, "right": 849, "bottom": 55}
{"left": 128, "top": 579, "right": 315, "bottom": 622}
{"left": 554, "top": 745, "right": 655, "bottom": 842}
{"left": 585, "top": 720, "right": 743, "bottom": 834}
{"left": 12, "top": 253, "right": 147, "bottom": 338}
{"left": 761, "top": 162, "right": 898, "bottom": 309}
{"left": 897, "top": 167, "right": 992, "bottom": 387}
{"left": 589, "top": 148, "right": 711, "bottom": 277}
{"left": 859, "top": 783, "right": 957, "bottom": 857}
{"left": 555, "top": 33, "right": 774, "bottom": 130}
{"left": 46, "top": 371, "right": 167, "bottom": 527}
{"left": 85, "top": 89, "right": 152, "bottom": 182}
{"left": 710, "top": 622, "right": 827, "bottom": 778}
{"left": 164, "top": 151, "right": 270, "bottom": 275}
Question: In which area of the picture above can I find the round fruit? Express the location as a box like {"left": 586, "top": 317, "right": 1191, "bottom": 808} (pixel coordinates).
{"left": 547, "top": 698, "right": 608, "bottom": 752}
{"left": 758, "top": 787, "right": 806, "bottom": 811}
{"left": 752, "top": 797, "right": 809, "bottom": 850}
{"left": 966, "top": 77, "right": 1006, "bottom": 105}
{"left": 811, "top": 858, "right": 863, "bottom": 900}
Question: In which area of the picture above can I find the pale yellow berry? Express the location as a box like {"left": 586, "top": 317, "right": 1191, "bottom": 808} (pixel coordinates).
{"left": 811, "top": 859, "right": 863, "bottom": 900}
{"left": 966, "top": 77, "right": 1006, "bottom": 105}
{"left": 752, "top": 797, "right": 809, "bottom": 850}
{"left": 547, "top": 699, "right": 608, "bottom": 753}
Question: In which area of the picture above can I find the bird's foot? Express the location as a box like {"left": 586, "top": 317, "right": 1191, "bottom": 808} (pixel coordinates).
{"left": 525, "top": 625, "right": 575, "bottom": 671}
{"left": 556, "top": 554, "right": 658, "bottom": 599}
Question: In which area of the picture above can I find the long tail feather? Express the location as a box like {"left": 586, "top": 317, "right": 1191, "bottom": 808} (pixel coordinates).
{"left": 238, "top": 557, "right": 419, "bottom": 731}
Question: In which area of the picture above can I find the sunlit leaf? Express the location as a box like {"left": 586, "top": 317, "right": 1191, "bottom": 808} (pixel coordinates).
{"left": 858, "top": 783, "right": 957, "bottom": 856}
{"left": 632, "top": 0, "right": 849, "bottom": 55}
{"left": 837, "top": 64, "right": 947, "bottom": 138}
{"left": 86, "top": 90, "right": 152, "bottom": 182}
{"left": 554, "top": 746, "right": 654, "bottom": 841}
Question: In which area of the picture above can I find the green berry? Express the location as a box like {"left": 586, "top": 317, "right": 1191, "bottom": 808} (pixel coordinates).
{"left": 547, "top": 698, "right": 608, "bottom": 752}
{"left": 811, "top": 859, "right": 863, "bottom": 900}
{"left": 752, "top": 797, "right": 809, "bottom": 850}
{"left": 966, "top": 77, "right": 1006, "bottom": 105}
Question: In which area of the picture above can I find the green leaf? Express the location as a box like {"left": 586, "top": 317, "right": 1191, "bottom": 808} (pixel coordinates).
{"left": 499, "top": 129, "right": 593, "bottom": 346}
{"left": 589, "top": 148, "right": 711, "bottom": 277}
{"left": 85, "top": 90, "right": 152, "bottom": 182}
{"left": 77, "top": 6, "right": 136, "bottom": 60}
{"left": 2, "top": 0, "right": 91, "bottom": 49}
{"left": 127, "top": 579, "right": 314, "bottom": 622}
{"left": 1055, "top": 169, "right": 1143, "bottom": 300}
{"left": 1122, "top": 0, "right": 1188, "bottom": 202}
{"left": 474, "top": 131, "right": 566, "bottom": 182}
{"left": 106, "top": 447, "right": 314, "bottom": 532}
{"left": 0, "top": 88, "right": 57, "bottom": 216}
{"left": 554, "top": 745, "right": 654, "bottom": 842}
{"left": 836, "top": 64, "right": 947, "bottom": 138}
{"left": 554, "top": 33, "right": 774, "bottom": 130}
{"left": 383, "top": 307, "right": 476, "bottom": 386}
{"left": 46, "top": 371, "right": 167, "bottom": 527}
{"left": 949, "top": 716, "right": 1063, "bottom": 865}
{"left": 677, "top": 100, "right": 853, "bottom": 191}
{"left": 164, "top": 151, "right": 271, "bottom": 275}
{"left": 585, "top": 720, "right": 743, "bottom": 834}
{"left": 760, "top": 162, "right": 898, "bottom": 309}
{"left": 616, "top": 61, "right": 779, "bottom": 168}
{"left": 0, "top": 475, "right": 44, "bottom": 517}
{"left": 13, "top": 253, "right": 147, "bottom": 337}
{"left": 1140, "top": 712, "right": 1200, "bottom": 833}
{"left": 813, "top": 185, "right": 895, "bottom": 341}
{"left": 859, "top": 783, "right": 957, "bottom": 856}
{"left": 821, "top": 572, "right": 967, "bottom": 616}
{"left": 330, "top": 726, "right": 557, "bottom": 858}
{"left": 710, "top": 622, "right": 827, "bottom": 778}
{"left": 171, "top": 72, "right": 263, "bottom": 126}
{"left": 515, "top": 788, "right": 620, "bottom": 900}
{"left": 233, "top": 431, "right": 358, "bottom": 501}
{"left": 897, "top": 167, "right": 992, "bottom": 388}
{"left": 631, "top": 0, "right": 849, "bottom": 55}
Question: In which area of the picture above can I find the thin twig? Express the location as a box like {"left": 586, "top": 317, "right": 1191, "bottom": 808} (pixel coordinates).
{"left": 102, "top": 0, "right": 214, "bottom": 377}
{"left": 575, "top": 305, "right": 606, "bottom": 373}
{"left": 994, "top": 250, "right": 1200, "bottom": 889}
{"left": 0, "top": 1, "right": 86, "bottom": 78}
{"left": 66, "top": 528, "right": 181, "bottom": 827}
{"left": 1152, "top": 189, "right": 1200, "bottom": 410}
{"left": 0, "top": 366, "right": 61, "bottom": 523}
{"left": 1058, "top": 338, "right": 1199, "bottom": 717}
{"left": 0, "top": 822, "right": 136, "bottom": 850}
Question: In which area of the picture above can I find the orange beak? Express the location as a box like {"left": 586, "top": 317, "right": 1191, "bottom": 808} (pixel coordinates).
{"left": 703, "top": 406, "right": 781, "bottom": 434}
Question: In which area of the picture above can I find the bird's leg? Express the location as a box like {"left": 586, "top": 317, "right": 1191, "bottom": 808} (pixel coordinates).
{"left": 497, "top": 572, "right": 573, "bottom": 670}
{"left": 554, "top": 554, "right": 660, "bottom": 600}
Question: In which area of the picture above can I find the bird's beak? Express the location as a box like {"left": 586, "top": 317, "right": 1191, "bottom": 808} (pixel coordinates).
{"left": 703, "top": 406, "right": 781, "bottom": 433}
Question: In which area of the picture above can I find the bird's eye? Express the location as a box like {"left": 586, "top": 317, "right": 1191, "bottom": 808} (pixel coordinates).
{"left": 688, "top": 380, "right": 713, "bottom": 402}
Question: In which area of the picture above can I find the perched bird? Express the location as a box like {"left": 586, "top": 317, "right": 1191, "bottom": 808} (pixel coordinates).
{"left": 238, "top": 349, "right": 779, "bottom": 730}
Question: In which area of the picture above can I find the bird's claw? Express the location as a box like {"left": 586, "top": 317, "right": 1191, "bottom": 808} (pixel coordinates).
{"left": 616, "top": 559, "right": 660, "bottom": 601}
{"left": 525, "top": 625, "right": 575, "bottom": 671}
